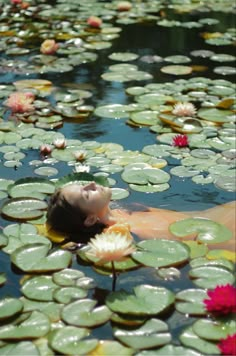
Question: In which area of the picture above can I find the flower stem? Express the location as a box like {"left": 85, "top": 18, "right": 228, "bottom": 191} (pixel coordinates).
{"left": 111, "top": 261, "right": 117, "bottom": 291}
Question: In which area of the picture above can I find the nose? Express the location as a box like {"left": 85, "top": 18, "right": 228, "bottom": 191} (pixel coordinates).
{"left": 83, "top": 181, "right": 97, "bottom": 190}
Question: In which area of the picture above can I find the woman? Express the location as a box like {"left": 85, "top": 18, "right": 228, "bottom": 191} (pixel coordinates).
{"left": 47, "top": 181, "right": 235, "bottom": 251}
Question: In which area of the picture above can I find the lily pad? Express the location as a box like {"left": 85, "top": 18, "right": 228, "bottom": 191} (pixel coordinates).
{"left": 106, "top": 284, "right": 175, "bottom": 315}
{"left": 21, "top": 275, "right": 58, "bottom": 302}
{"left": 0, "top": 298, "right": 23, "bottom": 320}
{"left": 1, "top": 198, "right": 48, "bottom": 221}
{"left": 49, "top": 326, "right": 97, "bottom": 355}
{"left": 180, "top": 326, "right": 220, "bottom": 354}
{"left": 161, "top": 65, "right": 192, "bottom": 75}
{"left": 175, "top": 289, "right": 207, "bottom": 315}
{"left": 0, "top": 341, "right": 40, "bottom": 355}
{"left": 0, "top": 311, "right": 50, "bottom": 340}
{"left": 189, "top": 265, "right": 235, "bottom": 289}
{"left": 193, "top": 319, "right": 236, "bottom": 341}
{"left": 140, "top": 344, "right": 203, "bottom": 355}
{"left": 114, "top": 318, "right": 171, "bottom": 349}
{"left": 198, "top": 108, "right": 235, "bottom": 123}
{"left": 7, "top": 178, "right": 55, "bottom": 199}
{"left": 132, "top": 240, "right": 190, "bottom": 268}
{"left": 61, "top": 299, "right": 112, "bottom": 327}
{"left": 11, "top": 243, "right": 72, "bottom": 272}
{"left": 169, "top": 218, "right": 232, "bottom": 244}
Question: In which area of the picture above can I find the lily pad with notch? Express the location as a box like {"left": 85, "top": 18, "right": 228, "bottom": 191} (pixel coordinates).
{"left": 169, "top": 218, "right": 232, "bottom": 244}
{"left": 106, "top": 284, "right": 175, "bottom": 316}
{"left": 132, "top": 240, "right": 190, "bottom": 268}
{"left": 1, "top": 198, "right": 48, "bottom": 221}
{"left": 114, "top": 318, "right": 171, "bottom": 349}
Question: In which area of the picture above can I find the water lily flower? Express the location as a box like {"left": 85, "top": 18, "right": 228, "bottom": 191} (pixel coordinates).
{"left": 40, "top": 39, "right": 59, "bottom": 55}
{"left": 117, "top": 1, "right": 132, "bottom": 11}
{"left": 40, "top": 144, "right": 53, "bottom": 157}
{"left": 172, "top": 102, "right": 197, "bottom": 117}
{"left": 73, "top": 150, "right": 87, "bottom": 162}
{"left": 172, "top": 134, "right": 189, "bottom": 147}
{"left": 87, "top": 230, "right": 135, "bottom": 264}
{"left": 87, "top": 16, "right": 102, "bottom": 28}
{"left": 217, "top": 334, "right": 236, "bottom": 355}
{"left": 11, "top": 0, "right": 22, "bottom": 4}
{"left": 86, "top": 229, "right": 136, "bottom": 291}
{"left": 73, "top": 164, "right": 90, "bottom": 173}
{"left": 53, "top": 138, "right": 66, "bottom": 149}
{"left": 5, "top": 92, "right": 35, "bottom": 113}
{"left": 203, "top": 284, "right": 236, "bottom": 316}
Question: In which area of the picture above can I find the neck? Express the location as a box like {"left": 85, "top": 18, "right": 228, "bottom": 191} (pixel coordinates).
{"left": 98, "top": 206, "right": 117, "bottom": 226}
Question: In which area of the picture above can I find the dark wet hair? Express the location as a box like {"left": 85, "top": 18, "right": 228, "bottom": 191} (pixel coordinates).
{"left": 46, "top": 188, "right": 105, "bottom": 240}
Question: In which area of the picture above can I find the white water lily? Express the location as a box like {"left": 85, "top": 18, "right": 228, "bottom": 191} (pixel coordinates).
{"left": 87, "top": 231, "right": 136, "bottom": 264}
{"left": 172, "top": 102, "right": 197, "bottom": 117}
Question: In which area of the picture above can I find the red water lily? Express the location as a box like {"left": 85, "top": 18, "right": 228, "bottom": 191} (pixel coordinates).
{"left": 203, "top": 284, "right": 236, "bottom": 316}
{"left": 218, "top": 334, "right": 236, "bottom": 355}
{"left": 172, "top": 134, "right": 189, "bottom": 147}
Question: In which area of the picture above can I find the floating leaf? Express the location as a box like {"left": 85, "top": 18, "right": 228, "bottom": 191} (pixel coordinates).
{"left": 0, "top": 311, "right": 50, "bottom": 339}
{"left": 189, "top": 265, "right": 235, "bottom": 289}
{"left": 61, "top": 299, "right": 112, "bottom": 327}
{"left": 8, "top": 177, "right": 55, "bottom": 199}
{"left": 161, "top": 65, "right": 192, "bottom": 75}
{"left": 49, "top": 326, "right": 97, "bottom": 355}
{"left": 193, "top": 319, "right": 236, "bottom": 341}
{"left": 180, "top": 326, "right": 220, "bottom": 354}
{"left": 132, "top": 240, "right": 189, "bottom": 268}
{"left": 169, "top": 218, "right": 232, "bottom": 244}
{"left": 0, "top": 298, "right": 23, "bottom": 320}
{"left": 114, "top": 318, "right": 171, "bottom": 349}
{"left": 1, "top": 198, "right": 48, "bottom": 220}
{"left": 175, "top": 289, "right": 207, "bottom": 315}
{"left": 11, "top": 243, "right": 72, "bottom": 272}
{"left": 21, "top": 275, "right": 58, "bottom": 302}
{"left": 106, "top": 285, "right": 175, "bottom": 315}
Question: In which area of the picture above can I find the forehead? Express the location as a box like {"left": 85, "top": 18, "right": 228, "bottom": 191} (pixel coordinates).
{"left": 62, "top": 183, "right": 83, "bottom": 198}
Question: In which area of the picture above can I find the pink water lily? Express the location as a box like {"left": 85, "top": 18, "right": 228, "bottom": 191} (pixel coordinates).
{"left": 87, "top": 16, "right": 102, "bottom": 28}
{"left": 203, "top": 284, "right": 236, "bottom": 316}
{"left": 217, "top": 334, "right": 236, "bottom": 355}
{"left": 40, "top": 39, "right": 59, "bottom": 55}
{"left": 5, "top": 92, "right": 35, "bottom": 113}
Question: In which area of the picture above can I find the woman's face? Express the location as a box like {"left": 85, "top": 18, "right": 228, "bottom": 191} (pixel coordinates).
{"left": 62, "top": 182, "right": 112, "bottom": 216}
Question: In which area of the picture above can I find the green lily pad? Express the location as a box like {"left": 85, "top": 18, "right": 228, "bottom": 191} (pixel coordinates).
{"left": 21, "top": 275, "right": 58, "bottom": 302}
{"left": 180, "top": 326, "right": 220, "bottom": 355}
{"left": 89, "top": 340, "right": 133, "bottom": 356}
{"left": 114, "top": 318, "right": 171, "bottom": 349}
{"left": 52, "top": 268, "right": 85, "bottom": 286}
{"left": 189, "top": 265, "right": 235, "bottom": 288}
{"left": 0, "top": 311, "right": 50, "bottom": 340}
{"left": 193, "top": 319, "right": 236, "bottom": 341}
{"left": 106, "top": 284, "right": 175, "bottom": 315}
{"left": 175, "top": 289, "right": 207, "bottom": 315}
{"left": 94, "top": 104, "right": 131, "bottom": 118}
{"left": 0, "top": 341, "right": 39, "bottom": 355}
{"left": 1, "top": 198, "right": 48, "bottom": 220}
{"left": 11, "top": 244, "right": 72, "bottom": 272}
{"left": 122, "top": 167, "right": 170, "bottom": 185}
{"left": 132, "top": 240, "right": 189, "bottom": 268}
{"left": 61, "top": 299, "right": 112, "bottom": 327}
{"left": 169, "top": 218, "right": 232, "bottom": 244}
{"left": 108, "top": 52, "right": 138, "bottom": 61}
{"left": 183, "top": 241, "right": 209, "bottom": 259}
{"left": 0, "top": 298, "right": 23, "bottom": 320}
{"left": 21, "top": 297, "right": 62, "bottom": 322}
{"left": 129, "top": 182, "right": 170, "bottom": 193}
{"left": 49, "top": 326, "right": 97, "bottom": 355}
{"left": 161, "top": 65, "right": 192, "bottom": 75}
{"left": 53, "top": 286, "right": 88, "bottom": 304}
{"left": 198, "top": 108, "right": 235, "bottom": 123}
{"left": 140, "top": 344, "right": 203, "bottom": 355}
